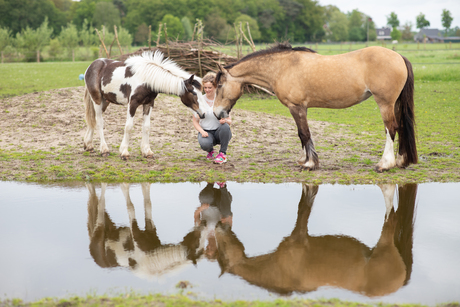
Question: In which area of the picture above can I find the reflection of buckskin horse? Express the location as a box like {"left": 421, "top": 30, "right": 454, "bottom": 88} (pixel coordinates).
{"left": 86, "top": 183, "right": 204, "bottom": 279}
{"left": 215, "top": 184, "right": 417, "bottom": 297}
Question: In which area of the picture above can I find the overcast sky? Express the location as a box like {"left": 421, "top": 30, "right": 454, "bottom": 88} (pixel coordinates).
{"left": 317, "top": 0, "right": 460, "bottom": 30}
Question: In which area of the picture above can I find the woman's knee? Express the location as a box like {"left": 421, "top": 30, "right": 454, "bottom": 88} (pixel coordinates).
{"left": 198, "top": 135, "right": 214, "bottom": 152}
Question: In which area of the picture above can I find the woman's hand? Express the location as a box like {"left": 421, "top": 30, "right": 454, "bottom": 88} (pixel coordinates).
{"left": 219, "top": 117, "right": 232, "bottom": 125}
{"left": 201, "top": 131, "right": 209, "bottom": 137}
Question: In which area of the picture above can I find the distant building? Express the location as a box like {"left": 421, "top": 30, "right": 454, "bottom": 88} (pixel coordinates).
{"left": 414, "top": 28, "right": 444, "bottom": 42}
{"left": 443, "top": 36, "right": 460, "bottom": 43}
{"left": 376, "top": 27, "right": 391, "bottom": 40}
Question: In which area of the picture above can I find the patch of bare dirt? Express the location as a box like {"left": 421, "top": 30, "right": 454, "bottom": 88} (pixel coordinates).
{"left": 0, "top": 87, "right": 383, "bottom": 182}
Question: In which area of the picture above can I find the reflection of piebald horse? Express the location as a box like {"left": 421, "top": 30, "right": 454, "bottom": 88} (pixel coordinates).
{"left": 215, "top": 184, "right": 417, "bottom": 297}
{"left": 86, "top": 183, "right": 204, "bottom": 279}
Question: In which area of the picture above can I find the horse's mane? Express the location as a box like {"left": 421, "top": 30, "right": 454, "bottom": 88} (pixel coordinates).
{"left": 125, "top": 51, "right": 202, "bottom": 95}
{"left": 224, "top": 42, "right": 316, "bottom": 70}
{"left": 215, "top": 43, "right": 315, "bottom": 85}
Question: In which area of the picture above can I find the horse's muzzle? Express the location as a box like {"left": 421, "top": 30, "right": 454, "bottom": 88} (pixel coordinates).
{"left": 214, "top": 110, "right": 229, "bottom": 120}
{"left": 196, "top": 111, "right": 206, "bottom": 119}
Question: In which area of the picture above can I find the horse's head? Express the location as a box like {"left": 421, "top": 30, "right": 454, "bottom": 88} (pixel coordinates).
{"left": 215, "top": 223, "right": 246, "bottom": 275}
{"left": 180, "top": 75, "right": 206, "bottom": 119}
{"left": 214, "top": 66, "right": 243, "bottom": 119}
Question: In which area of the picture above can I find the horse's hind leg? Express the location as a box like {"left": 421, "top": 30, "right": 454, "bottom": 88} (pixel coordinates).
{"left": 94, "top": 101, "right": 110, "bottom": 157}
{"left": 288, "top": 105, "right": 319, "bottom": 170}
{"left": 375, "top": 100, "right": 399, "bottom": 172}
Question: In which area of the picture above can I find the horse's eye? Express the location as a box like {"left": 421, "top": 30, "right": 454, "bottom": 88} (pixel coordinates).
{"left": 192, "top": 91, "right": 197, "bottom": 96}
{"left": 217, "top": 84, "right": 223, "bottom": 89}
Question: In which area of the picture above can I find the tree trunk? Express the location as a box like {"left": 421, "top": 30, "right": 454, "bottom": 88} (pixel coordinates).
{"left": 72, "top": 49, "right": 75, "bottom": 62}
{"left": 37, "top": 50, "right": 40, "bottom": 63}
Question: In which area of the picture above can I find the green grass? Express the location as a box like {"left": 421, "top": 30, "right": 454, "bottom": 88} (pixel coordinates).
{"left": 2, "top": 293, "right": 458, "bottom": 307}
{"left": 0, "top": 61, "right": 90, "bottom": 98}
{"left": 0, "top": 47, "right": 459, "bottom": 184}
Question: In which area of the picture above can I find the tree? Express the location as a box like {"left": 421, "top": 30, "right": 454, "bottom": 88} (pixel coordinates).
{"left": 441, "top": 9, "right": 453, "bottom": 35}
{"left": 231, "top": 14, "right": 261, "bottom": 41}
{"left": 0, "top": 27, "right": 12, "bottom": 63}
{"left": 204, "top": 9, "right": 230, "bottom": 41}
{"left": 386, "top": 12, "right": 399, "bottom": 28}
{"left": 295, "top": 0, "right": 325, "bottom": 42}
{"left": 117, "top": 27, "right": 133, "bottom": 48}
{"left": 391, "top": 27, "right": 401, "bottom": 41}
{"left": 416, "top": 13, "right": 430, "bottom": 29}
{"left": 134, "top": 23, "right": 149, "bottom": 45}
{"left": 401, "top": 21, "right": 414, "bottom": 41}
{"left": 15, "top": 18, "right": 53, "bottom": 62}
{"left": 59, "top": 22, "right": 79, "bottom": 61}
{"left": 92, "top": 2, "right": 121, "bottom": 31}
{"left": 161, "top": 14, "right": 184, "bottom": 40}
{"left": 79, "top": 19, "right": 97, "bottom": 47}
{"left": 0, "top": 0, "right": 67, "bottom": 35}
{"left": 348, "top": 9, "right": 366, "bottom": 41}
{"left": 72, "top": 0, "right": 96, "bottom": 30}
{"left": 181, "top": 17, "right": 193, "bottom": 41}
{"left": 324, "top": 6, "right": 348, "bottom": 42}
{"left": 279, "top": 0, "right": 304, "bottom": 39}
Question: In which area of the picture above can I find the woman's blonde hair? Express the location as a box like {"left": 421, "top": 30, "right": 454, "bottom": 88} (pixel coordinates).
{"left": 202, "top": 72, "right": 216, "bottom": 85}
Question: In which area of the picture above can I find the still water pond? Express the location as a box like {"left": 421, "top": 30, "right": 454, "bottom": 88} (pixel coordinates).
{"left": 0, "top": 181, "right": 459, "bottom": 304}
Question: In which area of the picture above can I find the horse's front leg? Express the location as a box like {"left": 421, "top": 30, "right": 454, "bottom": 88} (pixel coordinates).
{"left": 288, "top": 105, "right": 319, "bottom": 171}
{"left": 140, "top": 101, "right": 155, "bottom": 158}
{"left": 119, "top": 101, "right": 140, "bottom": 160}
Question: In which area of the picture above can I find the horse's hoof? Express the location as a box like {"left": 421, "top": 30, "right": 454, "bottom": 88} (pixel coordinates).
{"left": 374, "top": 166, "right": 388, "bottom": 173}
{"left": 143, "top": 153, "right": 154, "bottom": 159}
{"left": 300, "top": 166, "right": 312, "bottom": 171}
{"left": 121, "top": 155, "right": 129, "bottom": 161}
{"left": 101, "top": 152, "right": 110, "bottom": 157}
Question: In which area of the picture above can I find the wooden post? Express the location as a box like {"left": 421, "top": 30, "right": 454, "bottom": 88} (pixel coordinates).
{"left": 1, "top": 51, "right": 4, "bottom": 64}
{"left": 234, "top": 23, "right": 240, "bottom": 59}
{"left": 191, "top": 23, "right": 197, "bottom": 42}
{"left": 239, "top": 22, "right": 256, "bottom": 52}
{"left": 36, "top": 50, "right": 40, "bottom": 63}
{"left": 95, "top": 28, "right": 110, "bottom": 58}
{"left": 156, "top": 23, "right": 163, "bottom": 46}
{"left": 148, "top": 25, "right": 151, "bottom": 49}
{"left": 114, "top": 25, "right": 123, "bottom": 55}
{"left": 197, "top": 20, "right": 203, "bottom": 77}
{"left": 163, "top": 23, "right": 170, "bottom": 57}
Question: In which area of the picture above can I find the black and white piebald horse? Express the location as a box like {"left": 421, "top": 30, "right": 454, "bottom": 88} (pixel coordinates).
{"left": 83, "top": 51, "right": 206, "bottom": 160}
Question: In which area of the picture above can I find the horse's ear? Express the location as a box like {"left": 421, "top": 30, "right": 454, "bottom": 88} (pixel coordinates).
{"left": 187, "top": 75, "right": 194, "bottom": 84}
{"left": 217, "top": 64, "right": 227, "bottom": 74}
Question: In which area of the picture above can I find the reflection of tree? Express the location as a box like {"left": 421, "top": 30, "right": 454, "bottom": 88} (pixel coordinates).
{"left": 86, "top": 183, "right": 204, "bottom": 279}
{"left": 215, "top": 184, "right": 417, "bottom": 297}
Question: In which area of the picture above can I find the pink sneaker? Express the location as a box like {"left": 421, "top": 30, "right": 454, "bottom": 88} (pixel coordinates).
{"left": 214, "top": 152, "right": 227, "bottom": 164}
{"left": 216, "top": 182, "right": 226, "bottom": 188}
{"left": 206, "top": 150, "right": 215, "bottom": 160}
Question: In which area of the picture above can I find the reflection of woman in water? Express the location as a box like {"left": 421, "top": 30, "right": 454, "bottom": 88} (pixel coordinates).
{"left": 194, "top": 182, "right": 233, "bottom": 260}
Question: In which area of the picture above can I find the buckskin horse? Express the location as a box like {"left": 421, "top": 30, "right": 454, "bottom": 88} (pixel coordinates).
{"left": 214, "top": 43, "right": 417, "bottom": 172}
{"left": 83, "top": 51, "right": 206, "bottom": 160}
{"left": 215, "top": 183, "right": 417, "bottom": 296}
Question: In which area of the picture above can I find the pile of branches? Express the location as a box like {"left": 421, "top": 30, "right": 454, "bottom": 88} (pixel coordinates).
{"left": 117, "top": 39, "right": 238, "bottom": 77}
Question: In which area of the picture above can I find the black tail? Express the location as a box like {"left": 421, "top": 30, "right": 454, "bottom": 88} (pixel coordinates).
{"left": 396, "top": 56, "right": 418, "bottom": 166}
{"left": 394, "top": 183, "right": 418, "bottom": 285}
